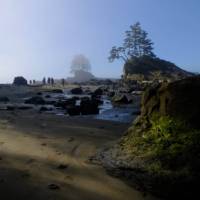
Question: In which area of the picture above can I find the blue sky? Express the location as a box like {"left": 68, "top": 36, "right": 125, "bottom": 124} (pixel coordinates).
{"left": 0, "top": 0, "right": 199, "bottom": 83}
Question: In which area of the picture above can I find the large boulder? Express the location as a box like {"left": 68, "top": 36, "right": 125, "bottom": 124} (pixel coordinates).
{"left": 13, "top": 76, "right": 28, "bottom": 86}
{"left": 24, "top": 96, "right": 46, "bottom": 105}
{"left": 67, "top": 105, "right": 81, "bottom": 116}
{"left": 54, "top": 98, "right": 76, "bottom": 109}
{"left": 93, "top": 88, "right": 103, "bottom": 96}
{"left": 44, "top": 89, "right": 63, "bottom": 94}
{"left": 80, "top": 99, "right": 99, "bottom": 115}
{"left": 99, "top": 76, "right": 200, "bottom": 199}
{"left": 70, "top": 87, "right": 83, "bottom": 94}
{"left": 112, "top": 94, "right": 129, "bottom": 104}
{"left": 141, "top": 76, "right": 200, "bottom": 128}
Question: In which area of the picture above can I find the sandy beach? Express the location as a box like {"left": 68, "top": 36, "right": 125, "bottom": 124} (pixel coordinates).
{"left": 0, "top": 110, "right": 157, "bottom": 200}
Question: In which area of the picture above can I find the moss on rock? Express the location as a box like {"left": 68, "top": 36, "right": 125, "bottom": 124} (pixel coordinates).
{"left": 100, "top": 76, "right": 200, "bottom": 199}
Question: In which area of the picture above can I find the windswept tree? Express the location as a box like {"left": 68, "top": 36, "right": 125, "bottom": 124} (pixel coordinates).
{"left": 70, "top": 54, "right": 91, "bottom": 74}
{"left": 108, "top": 22, "right": 156, "bottom": 63}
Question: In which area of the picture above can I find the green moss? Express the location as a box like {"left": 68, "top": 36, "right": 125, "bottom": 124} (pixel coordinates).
{"left": 121, "top": 115, "right": 200, "bottom": 174}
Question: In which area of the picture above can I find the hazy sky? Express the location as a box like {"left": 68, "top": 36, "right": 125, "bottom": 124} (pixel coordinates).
{"left": 0, "top": 0, "right": 199, "bottom": 83}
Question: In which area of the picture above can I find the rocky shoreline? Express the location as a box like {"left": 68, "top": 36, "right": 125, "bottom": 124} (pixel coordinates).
{"left": 94, "top": 76, "right": 200, "bottom": 199}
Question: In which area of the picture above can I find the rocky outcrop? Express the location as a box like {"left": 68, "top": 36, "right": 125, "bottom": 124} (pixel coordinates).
{"left": 140, "top": 76, "right": 200, "bottom": 128}
{"left": 98, "top": 76, "right": 200, "bottom": 199}
{"left": 124, "top": 56, "right": 193, "bottom": 81}
{"left": 13, "top": 76, "right": 28, "bottom": 86}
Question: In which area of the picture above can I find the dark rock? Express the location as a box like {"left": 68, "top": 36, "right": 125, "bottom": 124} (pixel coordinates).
{"left": 108, "top": 91, "right": 115, "bottom": 97}
{"left": 49, "top": 89, "right": 63, "bottom": 93}
{"left": 93, "top": 88, "right": 103, "bottom": 96}
{"left": 70, "top": 87, "right": 83, "bottom": 94}
{"left": 67, "top": 105, "right": 81, "bottom": 116}
{"left": 57, "top": 164, "right": 68, "bottom": 170}
{"left": 48, "top": 184, "right": 60, "bottom": 190}
{"left": 45, "top": 100, "right": 56, "bottom": 105}
{"left": 80, "top": 99, "right": 99, "bottom": 115}
{"left": 141, "top": 76, "right": 200, "bottom": 128}
{"left": 68, "top": 137, "right": 74, "bottom": 142}
{"left": 52, "top": 89, "right": 63, "bottom": 93}
{"left": 18, "top": 105, "right": 33, "bottom": 110}
{"left": 37, "top": 92, "right": 42, "bottom": 95}
{"left": 0, "top": 97, "right": 9, "bottom": 103}
{"left": 54, "top": 98, "right": 76, "bottom": 109}
{"left": 24, "top": 96, "right": 46, "bottom": 105}
{"left": 45, "top": 94, "right": 51, "bottom": 98}
{"left": 80, "top": 96, "right": 90, "bottom": 101}
{"left": 39, "top": 106, "right": 53, "bottom": 112}
{"left": 91, "top": 97, "right": 103, "bottom": 105}
{"left": 6, "top": 105, "right": 15, "bottom": 111}
{"left": 13, "top": 76, "right": 28, "bottom": 86}
{"left": 112, "top": 94, "right": 129, "bottom": 104}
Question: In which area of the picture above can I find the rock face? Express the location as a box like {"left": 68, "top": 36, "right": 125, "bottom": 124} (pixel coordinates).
{"left": 124, "top": 56, "right": 193, "bottom": 81}
{"left": 141, "top": 76, "right": 200, "bottom": 128}
{"left": 99, "top": 76, "right": 200, "bottom": 199}
{"left": 13, "top": 76, "right": 28, "bottom": 86}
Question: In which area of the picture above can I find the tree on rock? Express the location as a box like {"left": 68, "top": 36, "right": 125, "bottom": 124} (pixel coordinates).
{"left": 108, "top": 22, "right": 156, "bottom": 63}
{"left": 70, "top": 54, "right": 91, "bottom": 74}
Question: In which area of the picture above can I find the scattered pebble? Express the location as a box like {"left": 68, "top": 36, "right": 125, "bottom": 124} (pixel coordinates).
{"left": 68, "top": 137, "right": 74, "bottom": 142}
{"left": 64, "top": 175, "right": 73, "bottom": 181}
{"left": 26, "top": 158, "right": 35, "bottom": 164}
{"left": 48, "top": 183, "right": 60, "bottom": 190}
{"left": 41, "top": 143, "right": 47, "bottom": 146}
{"left": 57, "top": 164, "right": 68, "bottom": 170}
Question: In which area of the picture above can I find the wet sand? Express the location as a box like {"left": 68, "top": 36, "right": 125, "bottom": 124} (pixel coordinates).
{"left": 0, "top": 110, "right": 157, "bottom": 200}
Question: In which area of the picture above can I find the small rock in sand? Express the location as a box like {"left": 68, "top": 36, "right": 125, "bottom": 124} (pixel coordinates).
{"left": 68, "top": 137, "right": 74, "bottom": 142}
{"left": 26, "top": 158, "right": 35, "bottom": 164}
{"left": 57, "top": 164, "right": 68, "bottom": 170}
{"left": 48, "top": 184, "right": 60, "bottom": 190}
{"left": 21, "top": 171, "right": 31, "bottom": 178}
